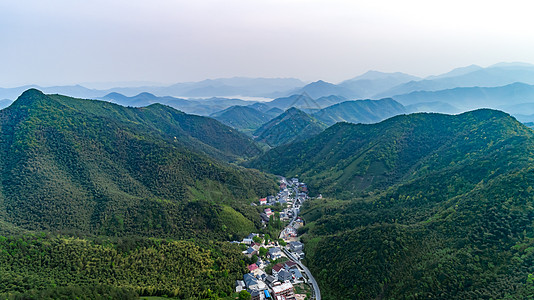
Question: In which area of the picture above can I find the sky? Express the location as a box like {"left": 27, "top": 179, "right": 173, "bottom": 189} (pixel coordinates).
{"left": 2, "top": 0, "right": 534, "bottom": 87}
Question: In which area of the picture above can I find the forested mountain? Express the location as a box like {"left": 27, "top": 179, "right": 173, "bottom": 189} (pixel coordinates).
{"left": 312, "top": 98, "right": 406, "bottom": 126}
{"left": 253, "top": 107, "right": 327, "bottom": 147}
{"left": 0, "top": 89, "right": 276, "bottom": 238}
{"left": 250, "top": 109, "right": 534, "bottom": 299}
{"left": 210, "top": 105, "right": 274, "bottom": 134}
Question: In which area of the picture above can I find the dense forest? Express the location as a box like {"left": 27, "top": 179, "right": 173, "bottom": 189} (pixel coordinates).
{"left": 252, "top": 109, "right": 534, "bottom": 299}
{"left": 0, "top": 234, "right": 248, "bottom": 299}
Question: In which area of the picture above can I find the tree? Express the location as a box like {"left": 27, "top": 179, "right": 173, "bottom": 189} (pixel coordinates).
{"left": 264, "top": 234, "right": 271, "bottom": 244}
{"left": 259, "top": 247, "right": 268, "bottom": 257}
{"left": 253, "top": 236, "right": 263, "bottom": 244}
{"left": 239, "top": 290, "right": 251, "bottom": 300}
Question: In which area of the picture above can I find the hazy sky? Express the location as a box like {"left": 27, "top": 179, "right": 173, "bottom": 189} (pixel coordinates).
{"left": 2, "top": 0, "right": 534, "bottom": 87}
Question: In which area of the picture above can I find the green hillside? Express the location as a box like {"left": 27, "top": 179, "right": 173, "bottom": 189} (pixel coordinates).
{"left": 312, "top": 98, "right": 407, "bottom": 126}
{"left": 253, "top": 107, "right": 327, "bottom": 147}
{"left": 0, "top": 234, "right": 247, "bottom": 299}
{"left": 210, "top": 105, "right": 274, "bottom": 134}
{"left": 251, "top": 109, "right": 534, "bottom": 299}
{"left": 0, "top": 89, "right": 277, "bottom": 239}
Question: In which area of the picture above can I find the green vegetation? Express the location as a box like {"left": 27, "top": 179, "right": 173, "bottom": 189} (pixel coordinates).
{"left": 0, "top": 89, "right": 280, "bottom": 297}
{"left": 238, "top": 290, "right": 251, "bottom": 300}
{"left": 253, "top": 107, "right": 327, "bottom": 147}
{"left": 252, "top": 109, "right": 534, "bottom": 299}
{"left": 0, "top": 89, "right": 277, "bottom": 239}
{"left": 0, "top": 234, "right": 247, "bottom": 299}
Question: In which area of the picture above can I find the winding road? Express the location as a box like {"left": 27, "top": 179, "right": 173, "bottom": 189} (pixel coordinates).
{"left": 283, "top": 248, "right": 321, "bottom": 300}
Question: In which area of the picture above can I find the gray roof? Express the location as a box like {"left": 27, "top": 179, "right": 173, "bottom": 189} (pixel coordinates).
{"left": 289, "top": 268, "right": 303, "bottom": 279}
{"left": 244, "top": 273, "right": 258, "bottom": 287}
{"left": 278, "top": 269, "right": 292, "bottom": 281}
{"left": 265, "top": 275, "right": 277, "bottom": 284}
{"left": 269, "top": 247, "right": 281, "bottom": 254}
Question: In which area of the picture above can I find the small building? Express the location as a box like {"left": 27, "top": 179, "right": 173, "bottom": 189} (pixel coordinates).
{"left": 272, "top": 281, "right": 295, "bottom": 299}
{"left": 251, "top": 290, "right": 261, "bottom": 300}
{"left": 278, "top": 269, "right": 292, "bottom": 282}
{"left": 248, "top": 263, "right": 259, "bottom": 272}
{"left": 264, "top": 208, "right": 274, "bottom": 217}
{"left": 272, "top": 263, "right": 285, "bottom": 276}
{"left": 235, "top": 280, "right": 246, "bottom": 293}
{"left": 294, "top": 249, "right": 305, "bottom": 259}
{"left": 269, "top": 247, "right": 283, "bottom": 260}
{"left": 284, "top": 261, "right": 298, "bottom": 270}
{"left": 244, "top": 273, "right": 266, "bottom": 292}
{"left": 244, "top": 247, "right": 257, "bottom": 258}
{"left": 259, "top": 198, "right": 267, "bottom": 205}
{"left": 265, "top": 275, "right": 278, "bottom": 287}
{"left": 289, "top": 241, "right": 304, "bottom": 252}
{"left": 289, "top": 268, "right": 303, "bottom": 281}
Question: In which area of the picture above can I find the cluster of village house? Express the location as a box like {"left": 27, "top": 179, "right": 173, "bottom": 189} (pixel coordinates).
{"left": 236, "top": 178, "right": 310, "bottom": 300}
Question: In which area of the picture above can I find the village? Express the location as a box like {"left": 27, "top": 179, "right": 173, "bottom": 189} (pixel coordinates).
{"left": 234, "top": 177, "right": 321, "bottom": 300}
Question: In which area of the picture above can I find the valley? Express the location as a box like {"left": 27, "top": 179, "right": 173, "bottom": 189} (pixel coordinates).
{"left": 4, "top": 64, "right": 534, "bottom": 299}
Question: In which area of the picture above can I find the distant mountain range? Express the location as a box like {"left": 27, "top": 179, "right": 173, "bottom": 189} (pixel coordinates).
{"left": 376, "top": 62, "right": 534, "bottom": 97}
{"left": 6, "top": 63, "right": 534, "bottom": 129}
{"left": 338, "top": 71, "right": 420, "bottom": 98}
{"left": 100, "top": 92, "right": 252, "bottom": 116}
{"left": 392, "top": 82, "right": 534, "bottom": 111}
{"left": 0, "top": 77, "right": 305, "bottom": 101}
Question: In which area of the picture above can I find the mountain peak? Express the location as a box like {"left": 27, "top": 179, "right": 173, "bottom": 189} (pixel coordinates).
{"left": 11, "top": 88, "right": 50, "bottom": 109}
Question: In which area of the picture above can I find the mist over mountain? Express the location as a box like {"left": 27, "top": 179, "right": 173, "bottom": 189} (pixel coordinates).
{"left": 338, "top": 71, "right": 420, "bottom": 98}
{"left": 377, "top": 63, "right": 534, "bottom": 97}
{"left": 392, "top": 82, "right": 534, "bottom": 111}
